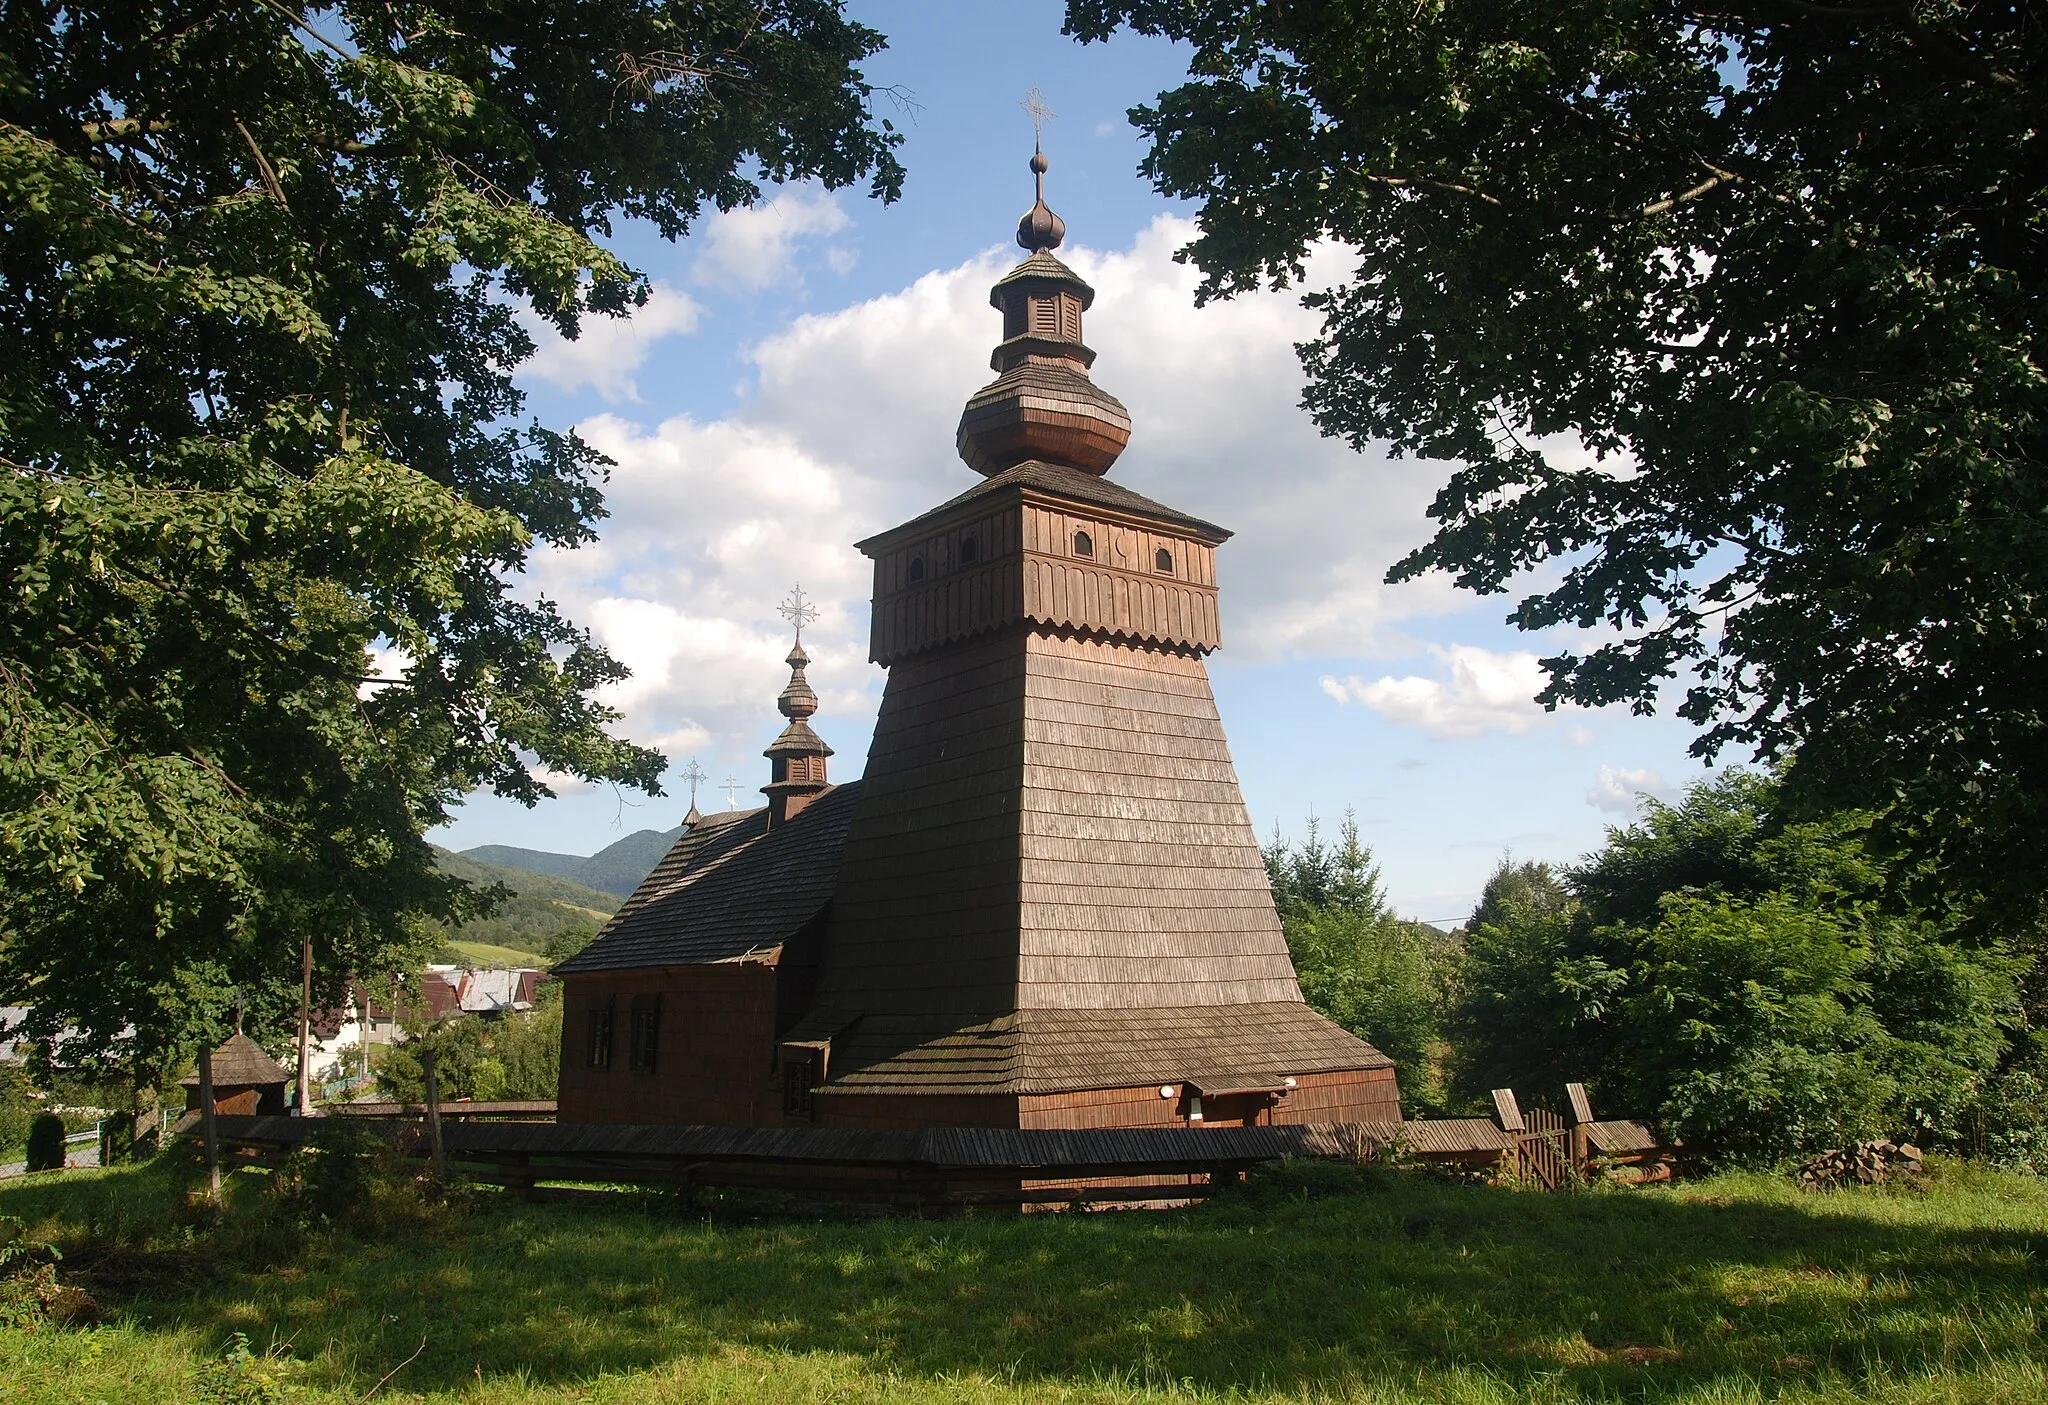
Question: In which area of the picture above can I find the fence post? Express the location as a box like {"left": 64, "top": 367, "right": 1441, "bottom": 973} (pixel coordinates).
{"left": 421, "top": 1048, "right": 446, "bottom": 1184}
{"left": 1566, "top": 1081, "right": 1594, "bottom": 1173}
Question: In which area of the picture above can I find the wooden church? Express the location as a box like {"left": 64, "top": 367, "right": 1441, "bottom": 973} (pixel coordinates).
{"left": 554, "top": 152, "right": 1400, "bottom": 1131}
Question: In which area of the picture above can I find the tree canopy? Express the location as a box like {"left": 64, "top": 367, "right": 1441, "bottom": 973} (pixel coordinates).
{"left": 1452, "top": 773, "right": 2021, "bottom": 1158}
{"left": 0, "top": 0, "right": 903, "bottom": 1079}
{"left": 1066, "top": 0, "right": 2048, "bottom": 923}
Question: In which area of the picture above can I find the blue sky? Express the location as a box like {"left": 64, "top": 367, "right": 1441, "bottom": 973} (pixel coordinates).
{"left": 432, "top": 0, "right": 1718, "bottom": 923}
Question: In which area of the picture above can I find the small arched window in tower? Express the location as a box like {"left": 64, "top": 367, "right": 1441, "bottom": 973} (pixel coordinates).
{"left": 908, "top": 556, "right": 926, "bottom": 583}
{"left": 1156, "top": 547, "right": 1174, "bottom": 574}
{"left": 960, "top": 536, "right": 978, "bottom": 564}
{"left": 1073, "top": 530, "right": 1093, "bottom": 558}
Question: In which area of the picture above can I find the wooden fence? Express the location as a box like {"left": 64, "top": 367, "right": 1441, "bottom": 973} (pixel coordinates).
{"left": 206, "top": 1089, "right": 1672, "bottom": 1208}
{"left": 208, "top": 1115, "right": 1404, "bottom": 1209}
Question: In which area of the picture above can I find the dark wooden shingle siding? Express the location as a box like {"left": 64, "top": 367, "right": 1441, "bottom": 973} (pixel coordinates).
{"left": 813, "top": 632, "right": 1027, "bottom": 1015}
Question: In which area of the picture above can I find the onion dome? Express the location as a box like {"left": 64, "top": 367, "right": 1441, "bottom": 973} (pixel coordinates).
{"left": 1016, "top": 150, "right": 1066, "bottom": 252}
{"left": 957, "top": 150, "right": 1132, "bottom": 478}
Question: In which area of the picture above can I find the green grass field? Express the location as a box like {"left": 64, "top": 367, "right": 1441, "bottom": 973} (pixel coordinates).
{"left": 2, "top": 1157, "right": 2044, "bottom": 1403}
{"left": 444, "top": 939, "right": 548, "bottom": 968}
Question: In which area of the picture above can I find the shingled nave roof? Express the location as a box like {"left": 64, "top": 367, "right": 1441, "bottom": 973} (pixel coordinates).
{"left": 552, "top": 783, "right": 860, "bottom": 973}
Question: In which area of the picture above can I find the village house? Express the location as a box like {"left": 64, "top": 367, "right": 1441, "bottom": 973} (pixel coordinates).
{"left": 553, "top": 152, "right": 1400, "bottom": 1132}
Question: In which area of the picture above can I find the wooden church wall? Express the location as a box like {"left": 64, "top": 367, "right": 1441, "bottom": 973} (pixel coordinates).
{"left": 1015, "top": 630, "right": 1301, "bottom": 1009}
{"left": 556, "top": 965, "right": 780, "bottom": 1126}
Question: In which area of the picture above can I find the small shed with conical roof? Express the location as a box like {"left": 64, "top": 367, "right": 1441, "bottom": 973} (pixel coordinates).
{"left": 181, "top": 1033, "right": 291, "bottom": 1117}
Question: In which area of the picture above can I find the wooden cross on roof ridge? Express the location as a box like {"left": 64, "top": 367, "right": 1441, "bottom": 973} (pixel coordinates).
{"left": 722, "top": 773, "right": 741, "bottom": 809}
{"left": 1020, "top": 84, "right": 1055, "bottom": 145}
{"left": 777, "top": 582, "right": 820, "bottom": 644}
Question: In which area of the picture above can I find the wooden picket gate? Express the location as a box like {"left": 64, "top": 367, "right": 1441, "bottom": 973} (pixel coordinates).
{"left": 1514, "top": 1106, "right": 1575, "bottom": 1189}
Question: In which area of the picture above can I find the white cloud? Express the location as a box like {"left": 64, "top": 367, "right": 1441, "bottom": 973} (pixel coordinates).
{"left": 521, "top": 217, "right": 1478, "bottom": 785}
{"left": 693, "top": 184, "right": 854, "bottom": 291}
{"left": 1320, "top": 645, "right": 1559, "bottom": 738}
{"left": 359, "top": 640, "right": 414, "bottom": 701}
{"left": 1586, "top": 764, "right": 1676, "bottom": 814}
{"left": 521, "top": 283, "right": 701, "bottom": 402}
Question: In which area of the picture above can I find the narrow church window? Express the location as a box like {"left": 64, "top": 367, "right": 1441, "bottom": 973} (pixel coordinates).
{"left": 783, "top": 1051, "right": 818, "bottom": 1117}
{"left": 908, "top": 556, "right": 925, "bottom": 583}
{"left": 960, "top": 536, "right": 978, "bottom": 564}
{"left": 1156, "top": 547, "right": 1174, "bottom": 574}
{"left": 1073, "top": 530, "right": 1093, "bottom": 557}
{"left": 629, "top": 996, "right": 660, "bottom": 1072}
{"left": 587, "top": 1003, "right": 614, "bottom": 1071}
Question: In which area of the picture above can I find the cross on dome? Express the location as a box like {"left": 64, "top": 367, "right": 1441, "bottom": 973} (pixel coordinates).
{"left": 1019, "top": 85, "right": 1055, "bottom": 142}
{"left": 679, "top": 757, "right": 706, "bottom": 807}
{"left": 777, "top": 583, "right": 820, "bottom": 644}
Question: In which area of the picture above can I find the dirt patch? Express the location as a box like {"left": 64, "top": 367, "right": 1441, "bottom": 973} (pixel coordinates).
{"left": 64, "top": 1244, "right": 221, "bottom": 1301}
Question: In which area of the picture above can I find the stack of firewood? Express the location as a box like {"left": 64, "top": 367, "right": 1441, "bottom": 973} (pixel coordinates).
{"left": 1795, "top": 1139, "right": 1925, "bottom": 1189}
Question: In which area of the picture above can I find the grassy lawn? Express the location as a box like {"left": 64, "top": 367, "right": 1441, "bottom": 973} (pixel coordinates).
{"left": 1, "top": 1156, "right": 2044, "bottom": 1403}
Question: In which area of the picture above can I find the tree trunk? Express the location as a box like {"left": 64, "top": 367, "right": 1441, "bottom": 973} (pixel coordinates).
{"left": 422, "top": 1048, "right": 446, "bottom": 1184}
{"left": 197, "top": 1044, "right": 220, "bottom": 1204}
{"left": 296, "top": 934, "right": 313, "bottom": 1115}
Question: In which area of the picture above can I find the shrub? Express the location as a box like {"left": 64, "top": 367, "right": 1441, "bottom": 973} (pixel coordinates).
{"left": 193, "top": 1332, "right": 301, "bottom": 1404}
{"left": 494, "top": 983, "right": 563, "bottom": 1100}
{"left": 24, "top": 1112, "right": 65, "bottom": 1172}
{"left": 1449, "top": 772, "right": 2023, "bottom": 1161}
{"left": 1975, "top": 1041, "right": 2048, "bottom": 1172}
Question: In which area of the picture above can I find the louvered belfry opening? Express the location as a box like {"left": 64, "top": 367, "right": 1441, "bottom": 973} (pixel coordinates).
{"left": 552, "top": 149, "right": 1400, "bottom": 1138}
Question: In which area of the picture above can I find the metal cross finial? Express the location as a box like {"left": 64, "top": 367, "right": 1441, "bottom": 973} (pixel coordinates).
{"left": 1020, "top": 85, "right": 1055, "bottom": 146}
{"left": 777, "top": 583, "right": 820, "bottom": 644}
{"left": 680, "top": 757, "right": 706, "bottom": 808}
{"left": 722, "top": 773, "right": 741, "bottom": 809}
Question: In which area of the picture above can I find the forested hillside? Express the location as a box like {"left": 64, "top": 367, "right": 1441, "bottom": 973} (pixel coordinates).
{"left": 428, "top": 851, "right": 622, "bottom": 964}
{"left": 458, "top": 824, "right": 683, "bottom": 898}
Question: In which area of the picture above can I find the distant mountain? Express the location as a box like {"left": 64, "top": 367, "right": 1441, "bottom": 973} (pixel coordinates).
{"left": 431, "top": 850, "right": 625, "bottom": 962}
{"left": 459, "top": 844, "right": 582, "bottom": 878}
{"left": 565, "top": 826, "right": 685, "bottom": 896}
{"left": 459, "top": 825, "right": 684, "bottom": 898}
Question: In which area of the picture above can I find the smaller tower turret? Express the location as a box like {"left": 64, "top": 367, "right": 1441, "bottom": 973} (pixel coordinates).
{"left": 762, "top": 586, "right": 832, "bottom": 829}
